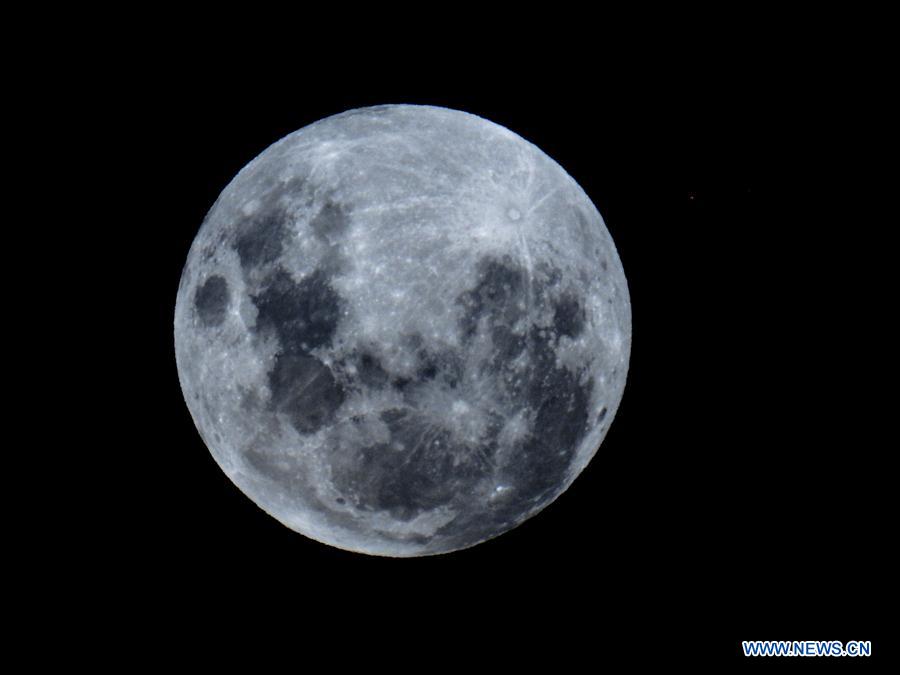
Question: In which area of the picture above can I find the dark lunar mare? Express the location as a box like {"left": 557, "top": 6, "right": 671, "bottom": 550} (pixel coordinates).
{"left": 235, "top": 211, "right": 286, "bottom": 270}
{"left": 416, "top": 347, "right": 463, "bottom": 388}
{"left": 490, "top": 324, "right": 527, "bottom": 363}
{"left": 340, "top": 336, "right": 465, "bottom": 397}
{"left": 457, "top": 256, "right": 528, "bottom": 343}
{"left": 433, "top": 380, "right": 593, "bottom": 551}
{"left": 194, "top": 275, "right": 230, "bottom": 327}
{"left": 232, "top": 177, "right": 320, "bottom": 271}
{"left": 552, "top": 292, "right": 586, "bottom": 339}
{"left": 252, "top": 268, "right": 342, "bottom": 354}
{"left": 310, "top": 201, "right": 349, "bottom": 241}
{"left": 424, "top": 257, "right": 595, "bottom": 551}
{"left": 355, "top": 351, "right": 390, "bottom": 389}
{"left": 241, "top": 264, "right": 347, "bottom": 439}
{"left": 330, "top": 408, "right": 499, "bottom": 523}
{"left": 268, "top": 353, "right": 345, "bottom": 434}
{"left": 515, "top": 364, "right": 593, "bottom": 502}
{"left": 260, "top": 250, "right": 595, "bottom": 550}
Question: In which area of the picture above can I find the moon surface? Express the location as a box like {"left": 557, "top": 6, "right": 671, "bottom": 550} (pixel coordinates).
{"left": 174, "top": 104, "right": 631, "bottom": 556}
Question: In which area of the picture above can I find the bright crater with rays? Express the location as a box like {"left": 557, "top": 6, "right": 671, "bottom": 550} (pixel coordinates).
{"left": 174, "top": 104, "right": 631, "bottom": 556}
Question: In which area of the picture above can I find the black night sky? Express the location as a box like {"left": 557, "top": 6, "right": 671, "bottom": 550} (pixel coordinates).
{"left": 72, "top": 19, "right": 890, "bottom": 668}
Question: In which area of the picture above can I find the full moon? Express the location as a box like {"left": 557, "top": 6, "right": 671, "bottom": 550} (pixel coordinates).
{"left": 174, "top": 105, "right": 631, "bottom": 556}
